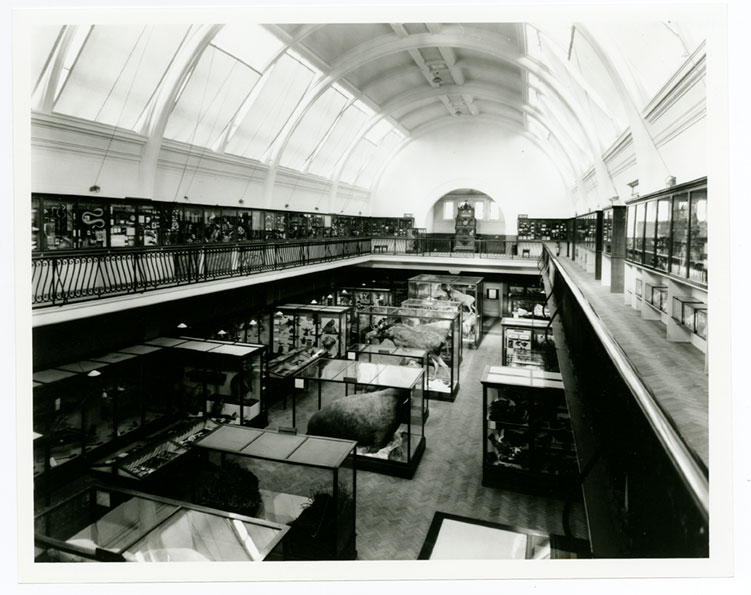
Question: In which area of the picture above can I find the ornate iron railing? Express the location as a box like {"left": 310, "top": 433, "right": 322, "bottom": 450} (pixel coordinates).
{"left": 32, "top": 239, "right": 372, "bottom": 308}
{"left": 32, "top": 237, "right": 545, "bottom": 308}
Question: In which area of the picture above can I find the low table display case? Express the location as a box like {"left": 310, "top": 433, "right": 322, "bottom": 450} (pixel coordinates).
{"left": 407, "top": 274, "right": 484, "bottom": 348}
{"left": 192, "top": 425, "right": 357, "bottom": 560}
{"left": 90, "top": 417, "right": 219, "bottom": 486}
{"left": 291, "top": 359, "right": 426, "bottom": 478}
{"left": 34, "top": 484, "right": 288, "bottom": 562}
{"left": 481, "top": 366, "right": 578, "bottom": 495}
{"left": 273, "top": 304, "right": 350, "bottom": 358}
{"left": 158, "top": 338, "right": 266, "bottom": 427}
{"left": 673, "top": 299, "right": 707, "bottom": 339}
{"left": 500, "top": 318, "right": 558, "bottom": 372}
{"left": 356, "top": 304, "right": 461, "bottom": 401}
{"left": 644, "top": 283, "right": 669, "bottom": 314}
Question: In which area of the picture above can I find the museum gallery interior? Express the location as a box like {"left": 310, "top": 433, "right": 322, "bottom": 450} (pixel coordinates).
{"left": 24, "top": 16, "right": 714, "bottom": 567}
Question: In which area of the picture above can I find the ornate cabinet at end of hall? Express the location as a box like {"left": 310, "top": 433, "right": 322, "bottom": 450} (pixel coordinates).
{"left": 454, "top": 201, "right": 476, "bottom": 252}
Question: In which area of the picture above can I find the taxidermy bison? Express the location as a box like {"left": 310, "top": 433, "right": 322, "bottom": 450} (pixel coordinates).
{"left": 306, "top": 388, "right": 407, "bottom": 448}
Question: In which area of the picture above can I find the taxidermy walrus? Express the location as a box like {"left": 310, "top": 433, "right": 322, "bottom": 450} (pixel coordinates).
{"left": 307, "top": 388, "right": 407, "bottom": 448}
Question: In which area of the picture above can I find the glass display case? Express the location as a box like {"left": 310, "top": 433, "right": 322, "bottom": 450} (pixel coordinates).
{"left": 335, "top": 286, "right": 393, "bottom": 345}
{"left": 32, "top": 344, "right": 177, "bottom": 486}
{"left": 680, "top": 301, "right": 708, "bottom": 339}
{"left": 356, "top": 304, "right": 461, "bottom": 401}
{"left": 158, "top": 338, "right": 266, "bottom": 427}
{"left": 501, "top": 318, "right": 558, "bottom": 372}
{"left": 34, "top": 484, "right": 288, "bottom": 562}
{"left": 506, "top": 283, "right": 550, "bottom": 319}
{"left": 346, "top": 342, "right": 430, "bottom": 421}
{"left": 288, "top": 359, "right": 426, "bottom": 478}
{"left": 273, "top": 304, "right": 350, "bottom": 358}
{"left": 192, "top": 425, "right": 357, "bottom": 560}
{"left": 644, "top": 283, "right": 668, "bottom": 314}
{"left": 407, "top": 274, "right": 484, "bottom": 348}
{"left": 481, "top": 366, "right": 578, "bottom": 495}
{"left": 90, "top": 417, "right": 219, "bottom": 487}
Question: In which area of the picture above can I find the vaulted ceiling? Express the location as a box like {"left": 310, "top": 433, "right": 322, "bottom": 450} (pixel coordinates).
{"left": 31, "top": 21, "right": 706, "bottom": 195}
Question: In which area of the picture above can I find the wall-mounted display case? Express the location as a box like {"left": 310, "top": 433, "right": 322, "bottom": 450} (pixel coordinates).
{"left": 481, "top": 366, "right": 578, "bottom": 495}
{"left": 500, "top": 318, "right": 558, "bottom": 372}
{"left": 192, "top": 426, "right": 357, "bottom": 560}
{"left": 675, "top": 301, "right": 708, "bottom": 340}
{"left": 157, "top": 338, "right": 266, "bottom": 427}
{"left": 644, "top": 283, "right": 668, "bottom": 314}
{"left": 356, "top": 304, "right": 461, "bottom": 401}
{"left": 291, "top": 359, "right": 425, "bottom": 478}
{"left": 506, "top": 283, "right": 550, "bottom": 319}
{"left": 407, "top": 274, "right": 484, "bottom": 348}
{"left": 517, "top": 217, "right": 569, "bottom": 241}
{"left": 273, "top": 304, "right": 350, "bottom": 358}
{"left": 625, "top": 178, "right": 707, "bottom": 286}
{"left": 634, "top": 278, "right": 643, "bottom": 300}
{"left": 34, "top": 484, "right": 288, "bottom": 562}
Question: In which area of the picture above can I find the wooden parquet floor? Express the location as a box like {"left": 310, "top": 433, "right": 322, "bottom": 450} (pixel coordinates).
{"left": 268, "top": 319, "right": 588, "bottom": 560}
{"left": 555, "top": 259, "right": 709, "bottom": 468}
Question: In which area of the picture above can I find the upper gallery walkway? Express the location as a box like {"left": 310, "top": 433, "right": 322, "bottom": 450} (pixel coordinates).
{"left": 31, "top": 237, "right": 544, "bottom": 326}
{"left": 552, "top": 253, "right": 708, "bottom": 469}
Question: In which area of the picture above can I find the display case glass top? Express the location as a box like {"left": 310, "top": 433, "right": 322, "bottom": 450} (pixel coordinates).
{"left": 194, "top": 425, "right": 356, "bottom": 469}
{"left": 146, "top": 337, "right": 188, "bottom": 348}
{"left": 34, "top": 485, "right": 288, "bottom": 562}
{"left": 348, "top": 343, "right": 427, "bottom": 359}
{"left": 57, "top": 360, "right": 108, "bottom": 373}
{"left": 90, "top": 352, "right": 138, "bottom": 365}
{"left": 118, "top": 344, "right": 163, "bottom": 356}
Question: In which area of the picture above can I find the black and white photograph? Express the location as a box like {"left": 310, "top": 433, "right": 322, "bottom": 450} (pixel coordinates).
{"left": 6, "top": 0, "right": 748, "bottom": 592}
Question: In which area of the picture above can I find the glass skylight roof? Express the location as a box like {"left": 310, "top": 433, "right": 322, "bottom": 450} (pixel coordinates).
{"left": 212, "top": 24, "right": 284, "bottom": 73}
{"left": 31, "top": 25, "right": 63, "bottom": 91}
{"left": 224, "top": 53, "right": 314, "bottom": 160}
{"left": 280, "top": 87, "right": 348, "bottom": 171}
{"left": 54, "top": 25, "right": 189, "bottom": 130}
{"left": 164, "top": 44, "right": 261, "bottom": 148}
{"left": 307, "top": 103, "right": 369, "bottom": 177}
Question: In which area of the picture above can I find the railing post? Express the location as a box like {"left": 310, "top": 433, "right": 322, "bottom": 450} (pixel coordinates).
{"left": 133, "top": 251, "right": 139, "bottom": 293}
{"left": 51, "top": 258, "right": 57, "bottom": 306}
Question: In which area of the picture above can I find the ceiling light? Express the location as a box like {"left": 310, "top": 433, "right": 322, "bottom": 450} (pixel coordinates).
{"left": 455, "top": 109, "right": 462, "bottom": 116}
{"left": 432, "top": 73, "right": 442, "bottom": 85}
{"left": 87, "top": 369, "right": 101, "bottom": 378}
{"left": 89, "top": 184, "right": 101, "bottom": 193}
{"left": 177, "top": 322, "right": 188, "bottom": 329}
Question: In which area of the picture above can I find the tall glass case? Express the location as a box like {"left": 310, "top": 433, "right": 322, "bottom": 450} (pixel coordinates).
{"left": 34, "top": 484, "right": 288, "bottom": 562}
{"left": 273, "top": 304, "right": 350, "bottom": 358}
{"left": 192, "top": 426, "right": 357, "bottom": 560}
{"left": 160, "top": 338, "right": 266, "bottom": 427}
{"left": 32, "top": 344, "right": 177, "bottom": 485}
{"left": 407, "top": 274, "right": 484, "bottom": 348}
{"left": 356, "top": 304, "right": 461, "bottom": 402}
{"left": 481, "top": 366, "right": 578, "bottom": 495}
{"left": 400, "top": 298, "right": 464, "bottom": 363}
{"left": 335, "top": 286, "right": 393, "bottom": 345}
{"left": 506, "top": 283, "right": 550, "bottom": 319}
{"left": 288, "top": 359, "right": 426, "bottom": 478}
{"left": 501, "top": 318, "right": 558, "bottom": 372}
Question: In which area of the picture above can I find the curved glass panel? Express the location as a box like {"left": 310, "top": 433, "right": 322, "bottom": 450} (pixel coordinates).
{"left": 281, "top": 88, "right": 347, "bottom": 171}
{"left": 54, "top": 25, "right": 190, "bottom": 130}
{"left": 224, "top": 54, "right": 314, "bottom": 159}
{"left": 164, "top": 45, "right": 261, "bottom": 148}
{"left": 356, "top": 130, "right": 401, "bottom": 188}
{"left": 212, "top": 24, "right": 283, "bottom": 72}
{"left": 307, "top": 104, "right": 368, "bottom": 178}
{"left": 31, "top": 25, "right": 63, "bottom": 92}
{"left": 340, "top": 138, "right": 376, "bottom": 186}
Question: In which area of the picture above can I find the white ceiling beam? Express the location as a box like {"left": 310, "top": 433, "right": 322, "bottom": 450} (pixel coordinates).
{"left": 425, "top": 23, "right": 465, "bottom": 86}
{"left": 462, "top": 95, "right": 480, "bottom": 116}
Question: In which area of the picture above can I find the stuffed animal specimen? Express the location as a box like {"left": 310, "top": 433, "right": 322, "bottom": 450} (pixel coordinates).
{"left": 366, "top": 322, "right": 449, "bottom": 377}
{"left": 307, "top": 388, "right": 406, "bottom": 448}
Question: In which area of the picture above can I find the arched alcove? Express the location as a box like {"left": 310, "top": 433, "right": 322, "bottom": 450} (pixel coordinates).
{"left": 430, "top": 188, "right": 506, "bottom": 236}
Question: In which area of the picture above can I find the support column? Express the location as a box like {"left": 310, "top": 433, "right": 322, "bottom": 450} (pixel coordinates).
{"left": 609, "top": 206, "right": 627, "bottom": 293}
{"left": 594, "top": 210, "right": 604, "bottom": 281}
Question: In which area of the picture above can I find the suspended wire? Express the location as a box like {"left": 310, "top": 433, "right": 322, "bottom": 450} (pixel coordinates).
{"left": 171, "top": 45, "right": 217, "bottom": 202}
{"left": 184, "top": 57, "right": 242, "bottom": 193}
{"left": 92, "top": 26, "right": 150, "bottom": 187}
